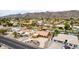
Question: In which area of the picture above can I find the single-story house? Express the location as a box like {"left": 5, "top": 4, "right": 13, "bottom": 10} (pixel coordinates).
{"left": 11, "top": 27, "right": 21, "bottom": 32}
{"left": 56, "top": 24, "right": 64, "bottom": 28}
{"left": 73, "top": 26, "right": 79, "bottom": 29}
{"left": 26, "top": 37, "right": 52, "bottom": 48}
{"left": 32, "top": 31, "right": 51, "bottom": 38}
{"left": 18, "top": 29, "right": 32, "bottom": 36}
{"left": 53, "top": 34, "right": 79, "bottom": 46}
{"left": 29, "top": 31, "right": 53, "bottom": 48}
{"left": 37, "top": 20, "right": 44, "bottom": 26}
{"left": 0, "top": 25, "right": 4, "bottom": 28}
{"left": 44, "top": 24, "right": 53, "bottom": 27}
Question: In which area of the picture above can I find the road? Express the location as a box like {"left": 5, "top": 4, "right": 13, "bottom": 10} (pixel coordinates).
{"left": 0, "top": 36, "right": 40, "bottom": 49}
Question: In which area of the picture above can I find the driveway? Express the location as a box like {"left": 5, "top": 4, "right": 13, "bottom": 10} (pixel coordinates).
{"left": 48, "top": 41, "right": 63, "bottom": 49}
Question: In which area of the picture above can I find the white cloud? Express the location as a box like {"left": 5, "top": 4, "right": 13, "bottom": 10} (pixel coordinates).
{"left": 0, "top": 0, "right": 79, "bottom": 11}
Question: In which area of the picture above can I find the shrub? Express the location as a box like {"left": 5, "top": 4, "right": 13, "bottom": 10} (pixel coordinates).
{"left": 0, "top": 29, "right": 8, "bottom": 35}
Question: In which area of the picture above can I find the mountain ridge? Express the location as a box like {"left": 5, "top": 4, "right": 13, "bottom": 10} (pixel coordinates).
{"left": 2, "top": 10, "right": 79, "bottom": 19}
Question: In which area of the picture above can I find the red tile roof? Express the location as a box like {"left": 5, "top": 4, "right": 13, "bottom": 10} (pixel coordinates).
{"left": 35, "top": 31, "right": 50, "bottom": 37}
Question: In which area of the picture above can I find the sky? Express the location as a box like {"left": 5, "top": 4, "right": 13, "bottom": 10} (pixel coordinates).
{"left": 0, "top": 10, "right": 27, "bottom": 16}
{"left": 0, "top": 0, "right": 79, "bottom": 16}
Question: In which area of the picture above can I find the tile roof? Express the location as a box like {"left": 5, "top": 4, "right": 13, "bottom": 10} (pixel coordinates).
{"left": 35, "top": 31, "right": 50, "bottom": 37}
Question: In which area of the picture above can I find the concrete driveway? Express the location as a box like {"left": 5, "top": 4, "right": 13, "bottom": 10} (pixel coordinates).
{"left": 48, "top": 41, "right": 63, "bottom": 49}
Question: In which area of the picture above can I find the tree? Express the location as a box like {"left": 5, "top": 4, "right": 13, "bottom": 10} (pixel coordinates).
{"left": 6, "top": 22, "right": 13, "bottom": 27}
{"left": 0, "top": 29, "right": 8, "bottom": 35}
{"left": 64, "top": 40, "right": 68, "bottom": 44}
{"left": 64, "top": 21, "right": 71, "bottom": 31}
{"left": 53, "top": 29, "right": 60, "bottom": 36}
{"left": 70, "top": 20, "right": 74, "bottom": 27}
{"left": 12, "top": 32, "right": 18, "bottom": 38}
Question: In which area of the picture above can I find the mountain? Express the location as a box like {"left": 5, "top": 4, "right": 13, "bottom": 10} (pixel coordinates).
{"left": 2, "top": 10, "right": 79, "bottom": 19}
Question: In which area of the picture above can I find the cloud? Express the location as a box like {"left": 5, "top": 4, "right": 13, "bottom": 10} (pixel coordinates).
{"left": 0, "top": 0, "right": 79, "bottom": 11}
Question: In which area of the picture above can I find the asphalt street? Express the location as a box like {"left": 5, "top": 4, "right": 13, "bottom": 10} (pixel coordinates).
{"left": 0, "top": 36, "right": 39, "bottom": 49}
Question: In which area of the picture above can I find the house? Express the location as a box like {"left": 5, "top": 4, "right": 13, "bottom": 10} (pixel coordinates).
{"left": 18, "top": 29, "right": 32, "bottom": 36}
{"left": 11, "top": 27, "right": 21, "bottom": 32}
{"left": 44, "top": 24, "right": 53, "bottom": 27}
{"left": 56, "top": 24, "right": 64, "bottom": 28}
{"left": 37, "top": 20, "right": 44, "bottom": 26}
{"left": 53, "top": 34, "right": 79, "bottom": 46}
{"left": 32, "top": 31, "right": 51, "bottom": 38}
{"left": 26, "top": 31, "right": 53, "bottom": 48}
{"left": 73, "top": 26, "right": 79, "bottom": 29}
{"left": 0, "top": 25, "right": 4, "bottom": 28}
